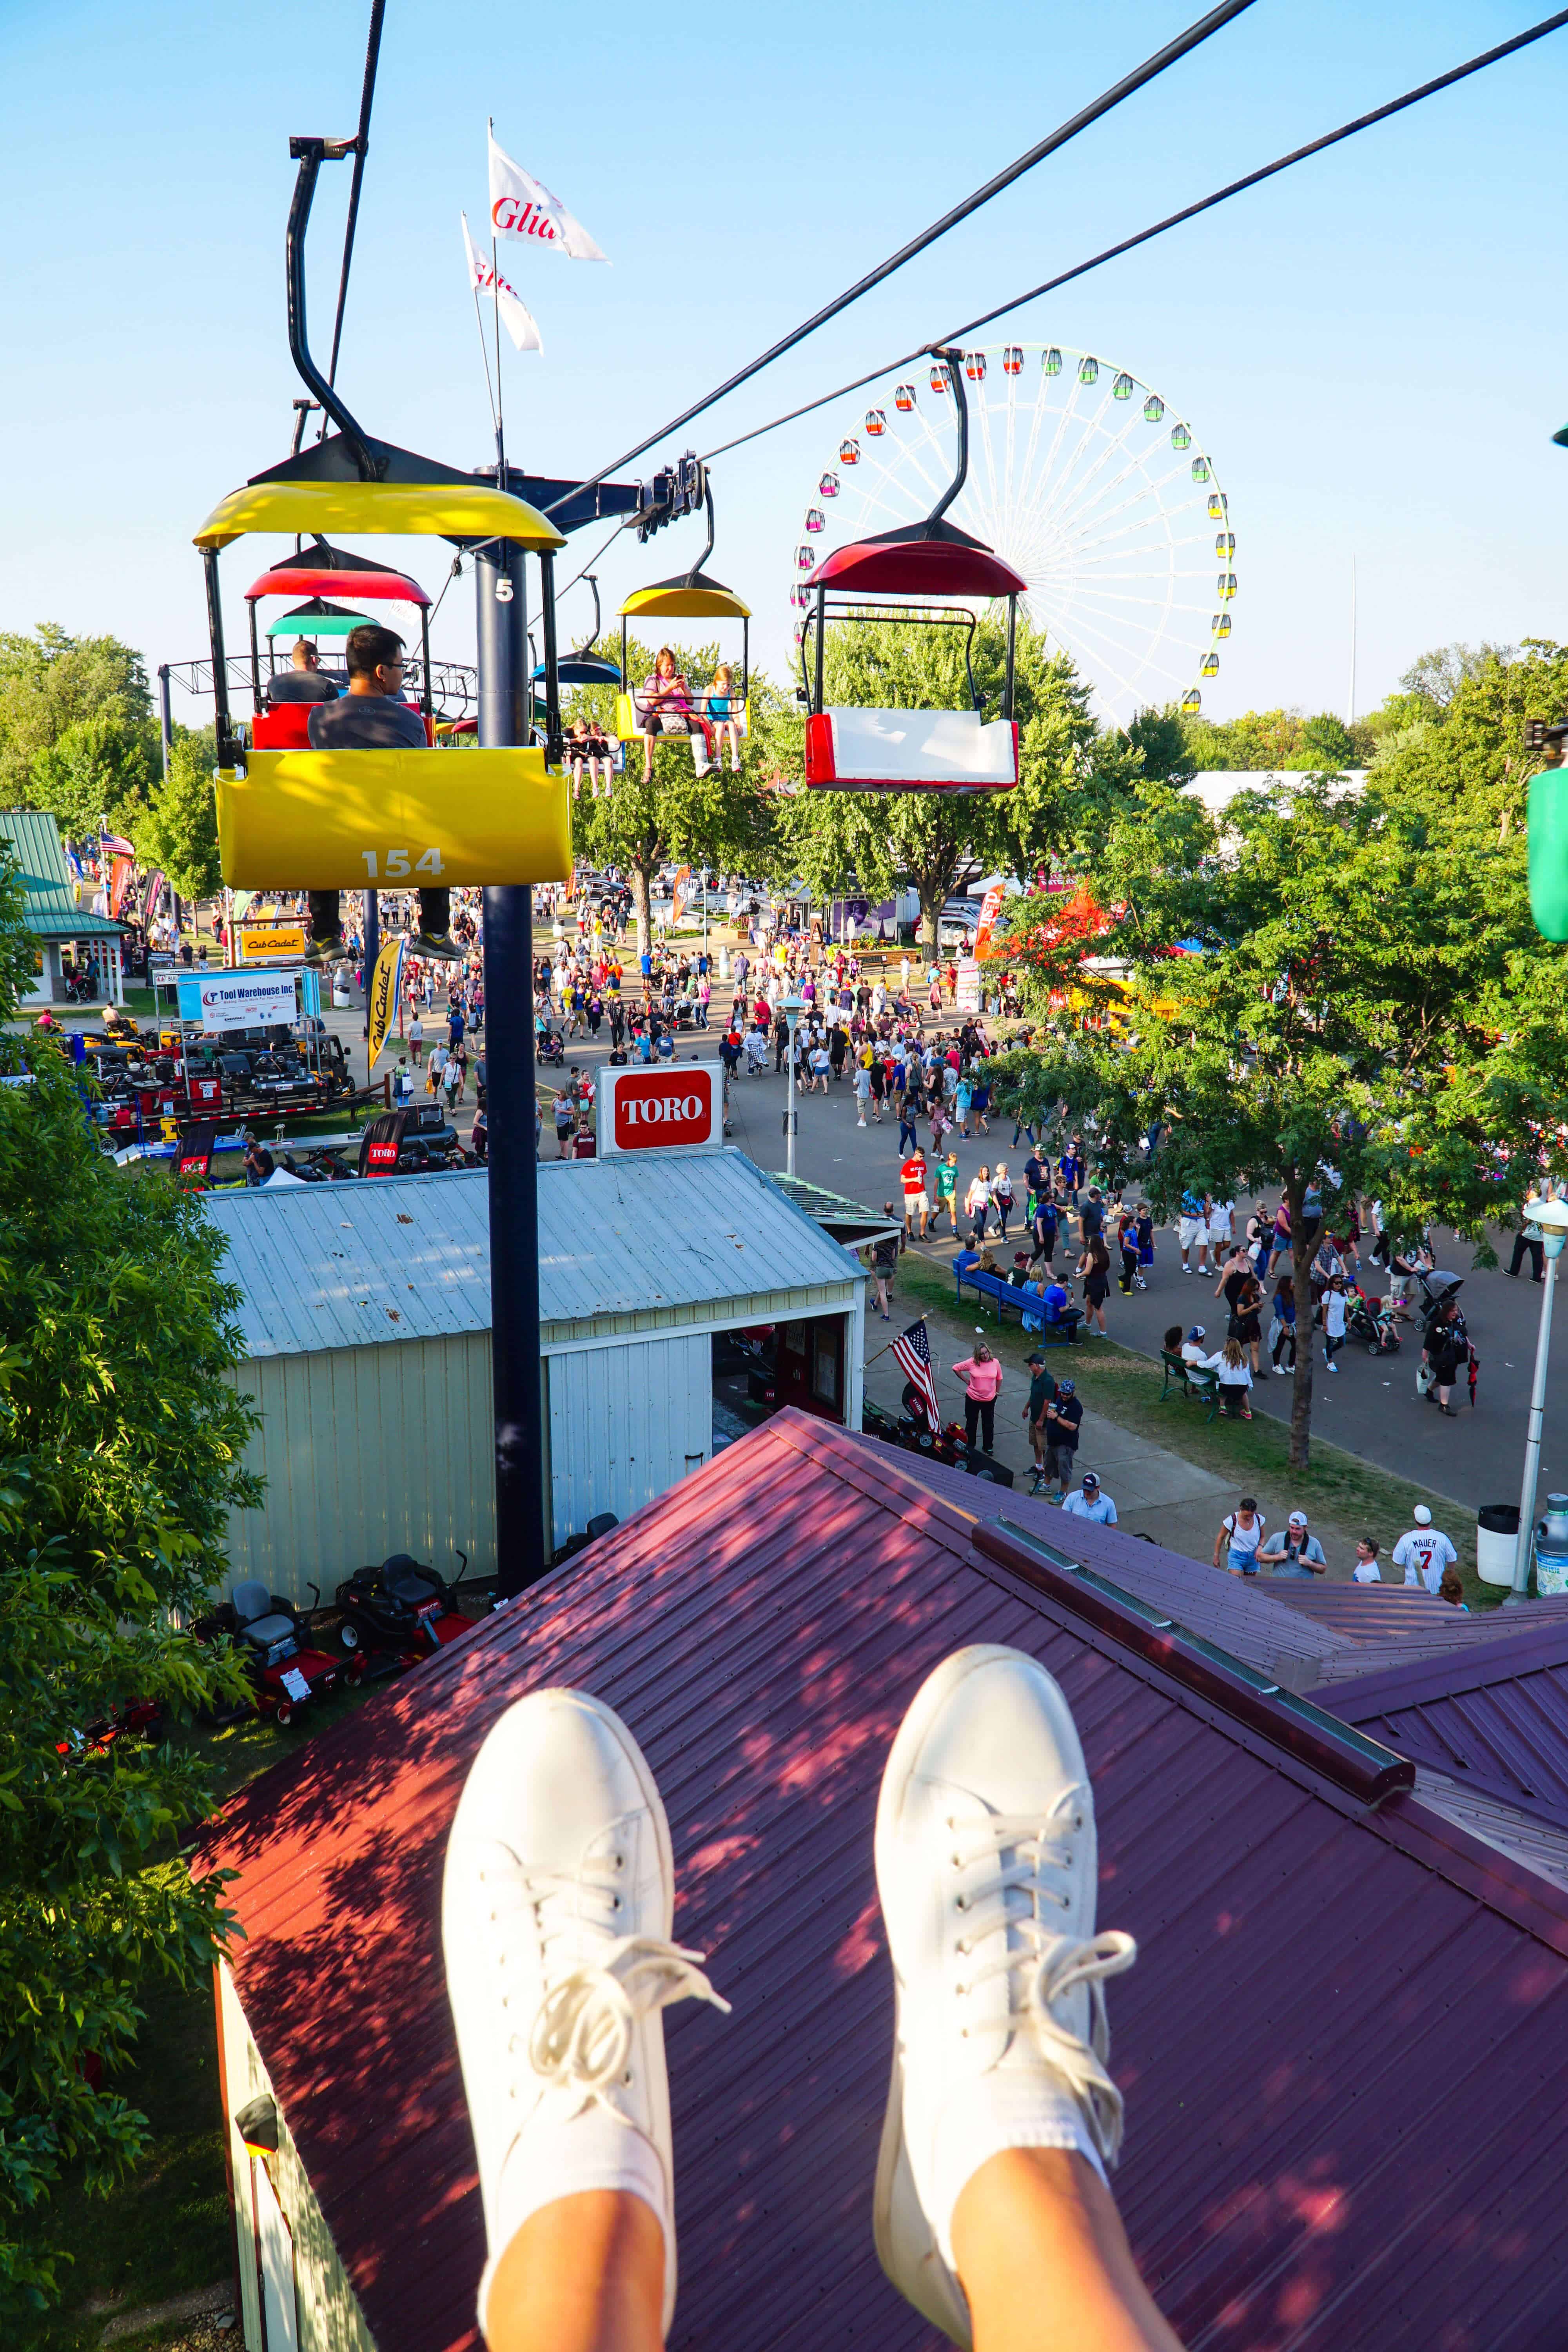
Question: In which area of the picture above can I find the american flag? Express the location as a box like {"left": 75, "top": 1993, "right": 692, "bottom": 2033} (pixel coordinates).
{"left": 891, "top": 1317, "right": 940, "bottom": 1430}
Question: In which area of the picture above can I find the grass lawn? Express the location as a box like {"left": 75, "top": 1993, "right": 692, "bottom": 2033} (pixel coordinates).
{"left": 14, "top": 1682, "right": 376, "bottom": 2352}
{"left": 896, "top": 1256, "right": 1494, "bottom": 1607}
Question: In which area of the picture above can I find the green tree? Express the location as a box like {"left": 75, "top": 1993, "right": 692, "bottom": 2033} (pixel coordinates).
{"left": 991, "top": 775, "right": 1568, "bottom": 1469}
{"left": 775, "top": 615, "right": 1115, "bottom": 947}
{"left": 1368, "top": 638, "right": 1568, "bottom": 840}
{"left": 0, "top": 854, "right": 258, "bottom": 2313}
{"left": 0, "top": 628, "right": 160, "bottom": 836}
{"left": 134, "top": 725, "right": 220, "bottom": 902}
{"left": 1124, "top": 704, "right": 1194, "bottom": 784}
{"left": 567, "top": 637, "right": 783, "bottom": 953}
{"left": 1293, "top": 712, "right": 1357, "bottom": 771}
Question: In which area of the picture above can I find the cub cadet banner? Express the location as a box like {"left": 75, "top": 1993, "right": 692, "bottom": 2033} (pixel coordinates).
{"left": 238, "top": 923, "right": 307, "bottom": 963}
{"left": 366, "top": 934, "right": 406, "bottom": 1074}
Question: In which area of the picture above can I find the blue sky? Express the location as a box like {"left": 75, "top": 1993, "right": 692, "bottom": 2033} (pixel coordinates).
{"left": 2, "top": 0, "right": 1566, "bottom": 731}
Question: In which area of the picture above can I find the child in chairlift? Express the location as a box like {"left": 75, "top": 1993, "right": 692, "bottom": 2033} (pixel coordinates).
{"left": 639, "top": 646, "right": 713, "bottom": 781}
{"left": 706, "top": 663, "right": 744, "bottom": 771}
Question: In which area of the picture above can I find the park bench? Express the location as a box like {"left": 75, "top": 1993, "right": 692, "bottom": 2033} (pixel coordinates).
{"left": 955, "top": 1254, "right": 1082, "bottom": 1345}
{"left": 1159, "top": 1348, "right": 1221, "bottom": 1423}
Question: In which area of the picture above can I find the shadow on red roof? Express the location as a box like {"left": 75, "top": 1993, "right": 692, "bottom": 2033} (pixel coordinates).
{"left": 200, "top": 1412, "right": 1568, "bottom": 2352}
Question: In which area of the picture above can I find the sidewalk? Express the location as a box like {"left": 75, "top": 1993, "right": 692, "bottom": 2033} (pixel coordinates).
{"left": 868, "top": 1251, "right": 1463, "bottom": 1587}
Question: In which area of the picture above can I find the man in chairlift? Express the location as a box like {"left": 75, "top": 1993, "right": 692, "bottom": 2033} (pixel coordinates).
{"left": 267, "top": 637, "right": 339, "bottom": 706}
{"left": 304, "top": 623, "right": 460, "bottom": 964}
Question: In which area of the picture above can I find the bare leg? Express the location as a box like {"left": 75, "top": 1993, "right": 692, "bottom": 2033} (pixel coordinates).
{"left": 952, "top": 2150, "right": 1185, "bottom": 2352}
{"left": 485, "top": 2191, "right": 663, "bottom": 2352}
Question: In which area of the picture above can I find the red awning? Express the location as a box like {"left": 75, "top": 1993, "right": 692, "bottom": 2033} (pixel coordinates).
{"left": 813, "top": 534, "right": 1027, "bottom": 601}
{"left": 243, "top": 566, "right": 431, "bottom": 607}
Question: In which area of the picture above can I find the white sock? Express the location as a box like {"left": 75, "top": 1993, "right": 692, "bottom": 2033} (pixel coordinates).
{"left": 478, "top": 2106, "right": 669, "bottom": 2332}
{"left": 927, "top": 2074, "right": 1105, "bottom": 2272}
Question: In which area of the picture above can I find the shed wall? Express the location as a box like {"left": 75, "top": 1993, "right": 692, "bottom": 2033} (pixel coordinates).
{"left": 225, "top": 1334, "right": 495, "bottom": 1604}
{"left": 218, "top": 1963, "right": 376, "bottom": 2352}
{"left": 546, "top": 1332, "right": 712, "bottom": 1549}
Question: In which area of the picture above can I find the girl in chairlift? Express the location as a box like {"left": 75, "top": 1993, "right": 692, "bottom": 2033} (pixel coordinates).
{"left": 640, "top": 646, "right": 714, "bottom": 781}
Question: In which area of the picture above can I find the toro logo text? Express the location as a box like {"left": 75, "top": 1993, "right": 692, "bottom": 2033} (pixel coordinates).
{"left": 612, "top": 1069, "right": 715, "bottom": 1151}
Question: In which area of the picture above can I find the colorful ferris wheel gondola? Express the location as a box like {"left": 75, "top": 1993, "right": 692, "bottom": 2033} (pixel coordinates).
{"left": 800, "top": 346, "right": 1024, "bottom": 795}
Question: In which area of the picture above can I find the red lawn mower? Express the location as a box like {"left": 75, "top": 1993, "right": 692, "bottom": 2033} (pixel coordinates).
{"left": 330, "top": 1552, "right": 477, "bottom": 1679}
{"left": 197, "top": 1579, "right": 363, "bottom": 1726}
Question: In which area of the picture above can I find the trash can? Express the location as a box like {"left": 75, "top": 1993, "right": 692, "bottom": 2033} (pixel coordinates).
{"left": 1476, "top": 1503, "right": 1520, "bottom": 1586}
{"left": 719, "top": 947, "right": 731, "bottom": 981}
{"left": 1535, "top": 1495, "right": 1568, "bottom": 1596}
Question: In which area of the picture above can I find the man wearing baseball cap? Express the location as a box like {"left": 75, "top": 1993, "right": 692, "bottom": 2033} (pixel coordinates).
{"left": 1391, "top": 1503, "right": 1459, "bottom": 1594}
{"left": 1260, "top": 1510, "right": 1327, "bottom": 1577}
{"left": 1061, "top": 1470, "right": 1117, "bottom": 1525}
{"left": 1022, "top": 1350, "right": 1058, "bottom": 1490}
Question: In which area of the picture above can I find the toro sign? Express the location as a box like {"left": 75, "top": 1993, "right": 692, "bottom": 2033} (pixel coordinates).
{"left": 598, "top": 1065, "right": 721, "bottom": 1157}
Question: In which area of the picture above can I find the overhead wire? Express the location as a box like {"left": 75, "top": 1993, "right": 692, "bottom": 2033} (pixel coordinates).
{"left": 698, "top": 4, "right": 1568, "bottom": 466}
{"left": 540, "top": 0, "right": 1259, "bottom": 514}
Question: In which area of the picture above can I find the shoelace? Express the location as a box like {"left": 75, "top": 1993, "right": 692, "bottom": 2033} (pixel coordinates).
{"left": 528, "top": 1933, "right": 731, "bottom": 2110}
{"left": 949, "top": 1789, "right": 1138, "bottom": 2166}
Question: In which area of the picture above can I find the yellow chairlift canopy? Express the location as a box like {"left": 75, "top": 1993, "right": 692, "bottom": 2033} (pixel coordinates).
{"left": 194, "top": 479, "right": 566, "bottom": 553}
{"left": 619, "top": 578, "right": 751, "bottom": 623}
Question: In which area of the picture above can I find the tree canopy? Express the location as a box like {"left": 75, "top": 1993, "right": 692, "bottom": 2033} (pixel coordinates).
{"left": 0, "top": 864, "right": 258, "bottom": 2313}
{"left": 134, "top": 724, "right": 220, "bottom": 902}
{"left": 0, "top": 628, "right": 161, "bottom": 839}
{"left": 990, "top": 772, "right": 1568, "bottom": 1468}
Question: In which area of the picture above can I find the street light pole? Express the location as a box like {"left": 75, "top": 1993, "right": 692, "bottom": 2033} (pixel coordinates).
{"left": 1506, "top": 1194, "right": 1568, "bottom": 1604}
{"left": 781, "top": 991, "right": 805, "bottom": 1178}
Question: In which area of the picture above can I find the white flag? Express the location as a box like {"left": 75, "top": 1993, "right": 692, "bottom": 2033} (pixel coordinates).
{"left": 461, "top": 212, "right": 542, "bottom": 353}
{"left": 487, "top": 130, "right": 608, "bottom": 263}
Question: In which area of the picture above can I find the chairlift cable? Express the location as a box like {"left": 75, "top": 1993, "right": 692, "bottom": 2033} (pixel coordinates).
{"left": 699, "top": 4, "right": 1568, "bottom": 468}
{"left": 323, "top": 0, "right": 388, "bottom": 405}
{"left": 540, "top": 0, "right": 1259, "bottom": 515}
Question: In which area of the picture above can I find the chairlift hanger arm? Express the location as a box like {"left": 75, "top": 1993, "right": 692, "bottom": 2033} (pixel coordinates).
{"left": 286, "top": 134, "right": 383, "bottom": 479}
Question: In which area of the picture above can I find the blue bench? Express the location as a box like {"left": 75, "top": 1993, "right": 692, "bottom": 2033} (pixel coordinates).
{"left": 954, "top": 1254, "right": 1081, "bottom": 1344}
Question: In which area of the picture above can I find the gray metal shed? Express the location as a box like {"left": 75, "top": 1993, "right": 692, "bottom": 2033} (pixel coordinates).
{"left": 202, "top": 1152, "right": 864, "bottom": 1599}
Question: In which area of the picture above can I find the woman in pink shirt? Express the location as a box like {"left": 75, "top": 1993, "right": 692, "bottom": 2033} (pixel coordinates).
{"left": 952, "top": 1340, "right": 1004, "bottom": 1455}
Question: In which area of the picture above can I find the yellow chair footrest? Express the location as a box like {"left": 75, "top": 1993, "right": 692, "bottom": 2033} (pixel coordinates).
{"left": 214, "top": 748, "right": 573, "bottom": 889}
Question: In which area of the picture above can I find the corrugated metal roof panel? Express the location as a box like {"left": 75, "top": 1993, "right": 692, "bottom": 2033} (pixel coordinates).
{"left": 201, "top": 1412, "right": 1568, "bottom": 2352}
{"left": 1414, "top": 1767, "right": 1568, "bottom": 1893}
{"left": 844, "top": 1430, "right": 1354, "bottom": 1686}
{"left": 1273, "top": 1579, "right": 1568, "bottom": 1641}
{"left": 1319, "top": 1620, "right": 1568, "bottom": 1829}
{"left": 1306, "top": 1597, "right": 1568, "bottom": 1686}
{"left": 201, "top": 1151, "right": 860, "bottom": 1359}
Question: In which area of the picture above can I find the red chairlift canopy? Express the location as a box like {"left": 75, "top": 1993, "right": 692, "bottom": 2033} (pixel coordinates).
{"left": 242, "top": 536, "right": 431, "bottom": 609}
{"left": 812, "top": 525, "right": 1027, "bottom": 603}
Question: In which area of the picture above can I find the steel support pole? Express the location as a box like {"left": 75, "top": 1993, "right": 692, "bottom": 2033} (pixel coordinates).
{"left": 1507, "top": 1237, "right": 1563, "bottom": 1603}
{"left": 362, "top": 889, "right": 379, "bottom": 1046}
{"left": 477, "top": 541, "right": 547, "bottom": 1599}
{"left": 157, "top": 665, "right": 173, "bottom": 781}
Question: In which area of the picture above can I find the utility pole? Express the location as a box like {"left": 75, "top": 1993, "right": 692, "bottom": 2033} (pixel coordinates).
{"left": 477, "top": 539, "right": 547, "bottom": 1599}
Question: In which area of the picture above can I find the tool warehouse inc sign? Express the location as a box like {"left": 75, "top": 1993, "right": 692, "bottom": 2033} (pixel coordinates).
{"left": 177, "top": 969, "right": 297, "bottom": 1034}
{"left": 597, "top": 1065, "right": 721, "bottom": 1156}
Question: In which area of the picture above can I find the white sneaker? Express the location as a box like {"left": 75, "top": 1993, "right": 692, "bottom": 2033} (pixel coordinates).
{"left": 442, "top": 1689, "right": 729, "bottom": 2337}
{"left": 873, "top": 1647, "right": 1136, "bottom": 2347}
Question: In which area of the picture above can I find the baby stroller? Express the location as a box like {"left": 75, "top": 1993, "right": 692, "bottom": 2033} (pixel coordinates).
{"left": 1346, "top": 1284, "right": 1401, "bottom": 1355}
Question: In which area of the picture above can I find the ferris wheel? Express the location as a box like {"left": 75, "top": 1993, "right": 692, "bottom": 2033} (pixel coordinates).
{"left": 790, "top": 343, "right": 1234, "bottom": 727}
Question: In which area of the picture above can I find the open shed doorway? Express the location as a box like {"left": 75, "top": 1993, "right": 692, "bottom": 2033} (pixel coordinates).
{"left": 712, "top": 1313, "right": 850, "bottom": 1453}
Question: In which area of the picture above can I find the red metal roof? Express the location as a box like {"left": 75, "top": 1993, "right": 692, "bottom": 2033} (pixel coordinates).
{"left": 1317, "top": 1618, "right": 1568, "bottom": 1830}
{"left": 1306, "top": 1595, "right": 1568, "bottom": 1686}
{"left": 844, "top": 1433, "right": 1355, "bottom": 1689}
{"left": 201, "top": 1414, "right": 1568, "bottom": 2352}
{"left": 1271, "top": 1579, "right": 1568, "bottom": 1644}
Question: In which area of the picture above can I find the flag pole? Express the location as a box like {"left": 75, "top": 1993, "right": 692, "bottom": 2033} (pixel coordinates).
{"left": 470, "top": 270, "right": 498, "bottom": 434}
{"left": 489, "top": 116, "right": 505, "bottom": 477}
